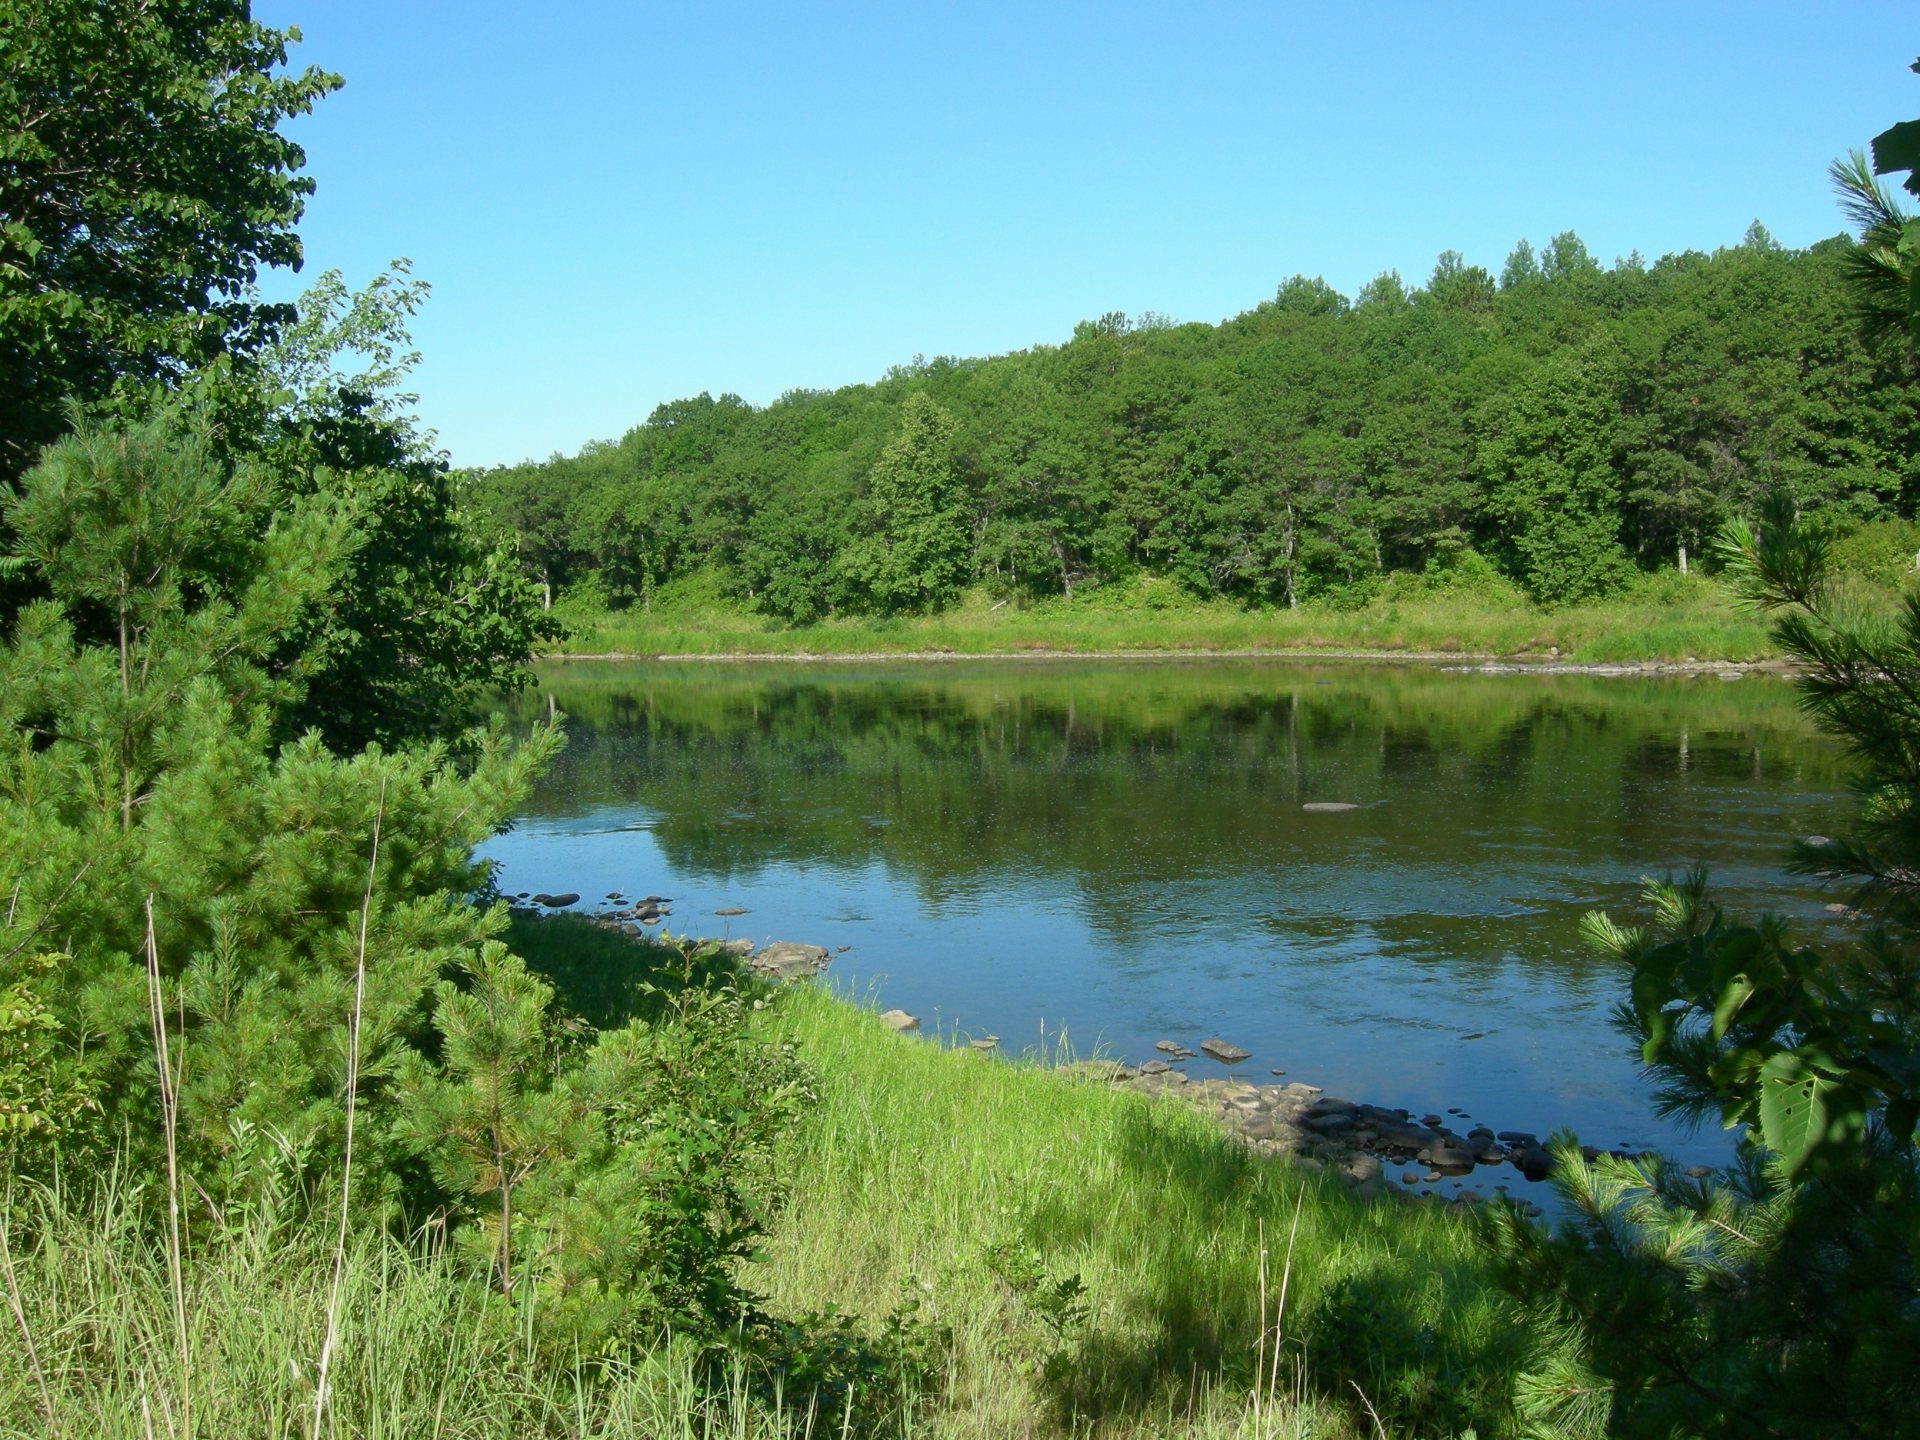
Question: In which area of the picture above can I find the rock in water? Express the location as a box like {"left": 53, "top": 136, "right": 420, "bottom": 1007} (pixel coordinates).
{"left": 714, "top": 906, "right": 750, "bottom": 917}
{"left": 1201, "top": 1038, "right": 1250, "bottom": 1064}
{"left": 1301, "top": 802, "right": 1359, "bottom": 812}
{"left": 749, "top": 941, "right": 831, "bottom": 981}
{"left": 1154, "top": 1039, "right": 1186, "bottom": 1054}
{"left": 879, "top": 1009, "right": 920, "bottom": 1033}
{"left": 531, "top": 892, "right": 580, "bottom": 908}
{"left": 1139, "top": 1058, "right": 1171, "bottom": 1075}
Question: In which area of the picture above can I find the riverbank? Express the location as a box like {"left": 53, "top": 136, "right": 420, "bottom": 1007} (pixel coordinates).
{"left": 519, "top": 914, "right": 1526, "bottom": 1437}
{"left": 546, "top": 570, "right": 1779, "bottom": 666}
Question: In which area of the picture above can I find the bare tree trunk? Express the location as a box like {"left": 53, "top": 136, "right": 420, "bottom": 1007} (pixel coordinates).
{"left": 1678, "top": 541, "right": 1689, "bottom": 576}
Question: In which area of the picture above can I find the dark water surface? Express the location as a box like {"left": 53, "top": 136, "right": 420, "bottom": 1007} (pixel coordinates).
{"left": 481, "top": 659, "right": 1854, "bottom": 1181}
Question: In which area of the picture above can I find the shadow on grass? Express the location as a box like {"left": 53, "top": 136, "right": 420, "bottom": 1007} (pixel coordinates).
{"left": 1021, "top": 1104, "right": 1522, "bottom": 1437}
{"left": 505, "top": 911, "right": 751, "bottom": 1029}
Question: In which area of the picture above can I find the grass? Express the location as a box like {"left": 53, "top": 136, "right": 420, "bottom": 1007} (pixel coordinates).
{"left": 2, "top": 921, "right": 1523, "bottom": 1438}
{"left": 746, "top": 978, "right": 1518, "bottom": 1438}
{"left": 550, "top": 569, "right": 1777, "bottom": 665}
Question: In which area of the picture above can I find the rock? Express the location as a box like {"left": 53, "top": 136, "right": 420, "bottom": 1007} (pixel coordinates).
{"left": 1419, "top": 1138, "right": 1479, "bottom": 1174}
{"left": 1201, "top": 1038, "right": 1251, "bottom": 1064}
{"left": 641, "top": 895, "right": 671, "bottom": 904}
{"left": 1062, "top": 1060, "right": 1132, "bottom": 1083}
{"left": 750, "top": 941, "right": 831, "bottom": 981}
{"left": 531, "top": 892, "right": 581, "bottom": 908}
{"left": 1496, "top": 1130, "right": 1538, "bottom": 1145}
{"left": 835, "top": 945, "right": 851, "bottom": 953}
{"left": 1340, "top": 1153, "right": 1382, "bottom": 1189}
{"left": 879, "top": 1009, "right": 920, "bottom": 1033}
{"left": 713, "top": 938, "right": 754, "bottom": 957}
{"left": 1302, "top": 1096, "right": 1356, "bottom": 1119}
{"left": 1467, "top": 1124, "right": 1495, "bottom": 1140}
{"left": 1825, "top": 902, "right": 1852, "bottom": 915}
{"left": 1269, "top": 1068, "right": 1286, "bottom": 1076}
{"left": 1805, "top": 835, "right": 1833, "bottom": 848}
{"left": 1510, "top": 1144, "right": 1554, "bottom": 1179}
{"left": 1304, "top": 1112, "right": 1356, "bottom": 1136}
{"left": 1302, "top": 802, "right": 1359, "bottom": 812}
{"left": 970, "top": 1035, "right": 999, "bottom": 1052}
{"left": 1422, "top": 1114, "right": 1444, "bottom": 1128}
{"left": 1684, "top": 1164, "right": 1715, "bottom": 1180}
{"left": 515, "top": 892, "right": 530, "bottom": 899}
{"left": 714, "top": 906, "right": 750, "bottom": 917}
{"left": 1139, "top": 1059, "right": 1171, "bottom": 1075}
{"left": 1155, "top": 1039, "right": 1188, "bottom": 1055}
{"left": 604, "top": 892, "right": 623, "bottom": 899}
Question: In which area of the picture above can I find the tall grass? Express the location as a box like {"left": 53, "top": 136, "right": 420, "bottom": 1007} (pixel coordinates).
{"left": 555, "top": 571, "right": 1776, "bottom": 664}
{"left": 3, "top": 926, "right": 1525, "bottom": 1437}
{"left": 748, "top": 983, "right": 1521, "bottom": 1437}
{"left": 0, "top": 1168, "right": 828, "bottom": 1439}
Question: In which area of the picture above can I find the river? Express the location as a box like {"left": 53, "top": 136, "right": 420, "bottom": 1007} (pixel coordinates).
{"left": 480, "top": 658, "right": 1854, "bottom": 1189}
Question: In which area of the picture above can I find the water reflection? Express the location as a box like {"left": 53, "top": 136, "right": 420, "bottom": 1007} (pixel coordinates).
{"left": 482, "top": 660, "right": 1852, "bottom": 1179}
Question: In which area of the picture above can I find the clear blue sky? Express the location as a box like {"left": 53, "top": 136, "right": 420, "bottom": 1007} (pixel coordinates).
{"left": 255, "top": 2, "right": 1919, "bottom": 469}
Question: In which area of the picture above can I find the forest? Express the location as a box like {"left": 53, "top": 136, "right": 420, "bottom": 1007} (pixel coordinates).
{"left": 468, "top": 223, "right": 1920, "bottom": 623}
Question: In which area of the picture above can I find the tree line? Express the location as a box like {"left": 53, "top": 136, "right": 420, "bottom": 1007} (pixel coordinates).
{"left": 467, "top": 225, "right": 1920, "bottom": 619}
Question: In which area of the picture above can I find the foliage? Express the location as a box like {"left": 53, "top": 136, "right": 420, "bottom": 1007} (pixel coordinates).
{"left": 0, "top": 0, "right": 339, "bottom": 482}
{"left": 470, "top": 220, "right": 1920, "bottom": 622}
{"left": 400, "top": 933, "right": 815, "bottom": 1356}
{"left": 841, "top": 393, "right": 972, "bottom": 614}
{"left": 0, "top": 417, "right": 562, "bottom": 1208}
{"left": 1484, "top": 497, "right": 1920, "bottom": 1439}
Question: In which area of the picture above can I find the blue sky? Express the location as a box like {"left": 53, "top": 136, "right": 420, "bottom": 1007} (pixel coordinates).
{"left": 255, "top": 2, "right": 1920, "bottom": 469}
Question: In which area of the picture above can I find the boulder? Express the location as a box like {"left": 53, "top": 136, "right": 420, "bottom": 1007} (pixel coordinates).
{"left": 750, "top": 941, "right": 831, "bottom": 981}
{"left": 531, "top": 892, "right": 581, "bottom": 908}
{"left": 879, "top": 1009, "right": 920, "bottom": 1033}
{"left": 1201, "top": 1038, "right": 1250, "bottom": 1064}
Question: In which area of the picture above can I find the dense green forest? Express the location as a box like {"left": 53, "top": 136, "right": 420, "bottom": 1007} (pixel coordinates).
{"left": 469, "top": 226, "right": 1920, "bottom": 621}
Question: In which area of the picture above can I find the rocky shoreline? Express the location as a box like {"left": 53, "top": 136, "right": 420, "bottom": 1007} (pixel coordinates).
{"left": 519, "top": 893, "right": 1662, "bottom": 1213}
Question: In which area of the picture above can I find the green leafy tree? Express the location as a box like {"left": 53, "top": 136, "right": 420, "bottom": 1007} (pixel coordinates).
{"left": 842, "top": 392, "right": 971, "bottom": 613}
{"left": 0, "top": 0, "right": 338, "bottom": 480}
{"left": 1478, "top": 340, "right": 1633, "bottom": 603}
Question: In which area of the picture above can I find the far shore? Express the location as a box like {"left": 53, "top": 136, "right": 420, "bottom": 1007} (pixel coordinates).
{"left": 539, "top": 646, "right": 1797, "bottom": 676}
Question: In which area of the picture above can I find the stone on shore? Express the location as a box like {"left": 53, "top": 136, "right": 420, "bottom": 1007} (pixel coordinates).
{"left": 879, "top": 1008, "right": 920, "bottom": 1033}
{"left": 749, "top": 941, "right": 831, "bottom": 981}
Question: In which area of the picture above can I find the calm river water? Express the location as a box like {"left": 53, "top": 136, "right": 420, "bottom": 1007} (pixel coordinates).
{"left": 481, "top": 659, "right": 1854, "bottom": 1182}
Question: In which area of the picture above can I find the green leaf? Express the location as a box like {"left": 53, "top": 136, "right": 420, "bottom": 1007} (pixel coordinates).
{"left": 1709, "top": 974, "right": 1755, "bottom": 1041}
{"left": 1756, "top": 1051, "right": 1867, "bottom": 1174}
{"left": 1872, "top": 119, "right": 1920, "bottom": 190}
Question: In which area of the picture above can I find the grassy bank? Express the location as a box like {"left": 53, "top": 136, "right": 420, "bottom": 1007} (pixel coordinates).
{"left": 749, "top": 980, "right": 1518, "bottom": 1438}
{"left": 3, "top": 920, "right": 1523, "bottom": 1438}
{"left": 550, "top": 569, "right": 1777, "bottom": 665}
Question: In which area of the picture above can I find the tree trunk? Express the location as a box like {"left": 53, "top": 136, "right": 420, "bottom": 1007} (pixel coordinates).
{"left": 1678, "top": 541, "right": 1688, "bottom": 576}
{"left": 540, "top": 571, "right": 552, "bottom": 612}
